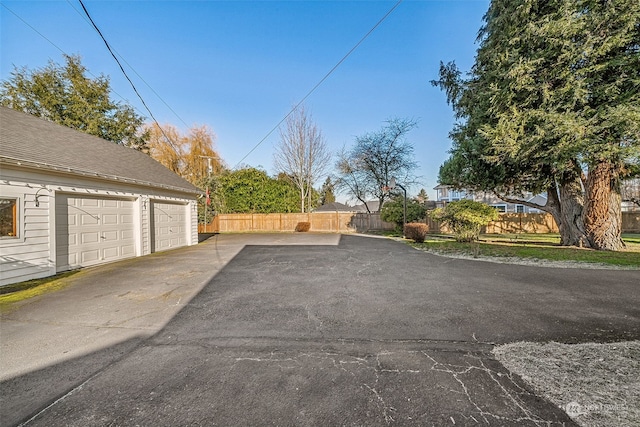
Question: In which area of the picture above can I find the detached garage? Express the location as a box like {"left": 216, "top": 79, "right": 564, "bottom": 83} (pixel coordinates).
{"left": 0, "top": 107, "right": 201, "bottom": 287}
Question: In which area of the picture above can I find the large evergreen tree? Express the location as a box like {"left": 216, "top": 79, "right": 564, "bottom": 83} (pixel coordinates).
{"left": 433, "top": 0, "right": 640, "bottom": 250}
{"left": 0, "top": 54, "right": 148, "bottom": 150}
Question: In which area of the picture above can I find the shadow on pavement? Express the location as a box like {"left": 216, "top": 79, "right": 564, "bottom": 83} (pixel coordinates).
{"left": 1, "top": 337, "right": 146, "bottom": 427}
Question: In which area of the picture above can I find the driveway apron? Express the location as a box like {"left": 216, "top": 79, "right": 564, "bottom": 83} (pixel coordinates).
{"left": 2, "top": 234, "right": 638, "bottom": 426}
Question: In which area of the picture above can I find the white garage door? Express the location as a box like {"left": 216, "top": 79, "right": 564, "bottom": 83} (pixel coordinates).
{"left": 56, "top": 195, "right": 136, "bottom": 271}
{"left": 151, "top": 201, "right": 188, "bottom": 252}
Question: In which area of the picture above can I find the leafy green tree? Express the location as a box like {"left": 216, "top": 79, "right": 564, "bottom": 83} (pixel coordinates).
{"left": 430, "top": 200, "right": 499, "bottom": 242}
{"left": 336, "top": 118, "right": 419, "bottom": 212}
{"left": 432, "top": 0, "right": 640, "bottom": 250}
{"left": 1, "top": 54, "right": 148, "bottom": 150}
{"left": 380, "top": 196, "right": 427, "bottom": 231}
{"left": 215, "top": 168, "right": 299, "bottom": 214}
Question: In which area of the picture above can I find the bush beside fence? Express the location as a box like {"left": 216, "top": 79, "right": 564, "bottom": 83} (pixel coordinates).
{"left": 199, "top": 212, "right": 640, "bottom": 234}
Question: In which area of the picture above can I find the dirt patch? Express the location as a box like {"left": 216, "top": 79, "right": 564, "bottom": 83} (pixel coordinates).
{"left": 493, "top": 341, "right": 640, "bottom": 426}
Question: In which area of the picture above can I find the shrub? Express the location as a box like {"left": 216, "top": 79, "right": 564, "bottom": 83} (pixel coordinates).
{"left": 380, "top": 196, "right": 427, "bottom": 231}
{"left": 430, "top": 199, "right": 499, "bottom": 242}
{"left": 295, "top": 222, "right": 311, "bottom": 232}
{"left": 404, "top": 222, "right": 429, "bottom": 243}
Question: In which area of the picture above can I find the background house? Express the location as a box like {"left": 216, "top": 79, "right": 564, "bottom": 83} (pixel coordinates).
{"left": 434, "top": 184, "right": 545, "bottom": 213}
{"left": 0, "top": 107, "right": 201, "bottom": 287}
{"left": 313, "top": 202, "right": 358, "bottom": 212}
{"left": 622, "top": 178, "right": 639, "bottom": 212}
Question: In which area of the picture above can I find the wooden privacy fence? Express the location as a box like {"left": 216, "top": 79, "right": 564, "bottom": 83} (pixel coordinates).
{"left": 199, "top": 212, "right": 640, "bottom": 234}
{"left": 198, "top": 212, "right": 357, "bottom": 233}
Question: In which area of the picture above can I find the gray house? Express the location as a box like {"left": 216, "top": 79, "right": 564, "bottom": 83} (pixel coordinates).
{"left": 0, "top": 107, "right": 201, "bottom": 287}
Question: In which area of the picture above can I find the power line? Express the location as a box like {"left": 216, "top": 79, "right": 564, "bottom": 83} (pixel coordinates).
{"left": 65, "top": 0, "right": 190, "bottom": 129}
{"left": 233, "top": 0, "right": 404, "bottom": 169}
{"left": 77, "top": 0, "right": 180, "bottom": 152}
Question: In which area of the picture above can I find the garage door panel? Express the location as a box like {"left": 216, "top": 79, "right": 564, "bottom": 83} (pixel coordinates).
{"left": 81, "top": 250, "right": 99, "bottom": 264}
{"left": 81, "top": 232, "right": 100, "bottom": 244}
{"left": 103, "top": 247, "right": 120, "bottom": 259}
{"left": 102, "top": 230, "right": 118, "bottom": 241}
{"left": 103, "top": 214, "right": 118, "bottom": 225}
{"left": 81, "top": 198, "right": 99, "bottom": 208}
{"left": 81, "top": 214, "right": 99, "bottom": 225}
{"left": 56, "top": 195, "right": 136, "bottom": 272}
{"left": 121, "top": 245, "right": 135, "bottom": 256}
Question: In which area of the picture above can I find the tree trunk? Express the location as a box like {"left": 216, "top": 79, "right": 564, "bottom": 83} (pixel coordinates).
{"left": 583, "top": 161, "right": 625, "bottom": 251}
{"left": 556, "top": 175, "right": 589, "bottom": 247}
{"left": 543, "top": 182, "right": 566, "bottom": 244}
{"left": 497, "top": 179, "right": 588, "bottom": 247}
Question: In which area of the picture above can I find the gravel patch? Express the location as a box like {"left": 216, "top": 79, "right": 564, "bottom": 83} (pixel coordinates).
{"left": 493, "top": 341, "right": 640, "bottom": 427}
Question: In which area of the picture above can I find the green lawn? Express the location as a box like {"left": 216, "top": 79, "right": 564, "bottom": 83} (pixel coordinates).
{"left": 408, "top": 233, "right": 640, "bottom": 267}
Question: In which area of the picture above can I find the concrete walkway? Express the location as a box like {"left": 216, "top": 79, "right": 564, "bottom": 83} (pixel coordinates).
{"left": 1, "top": 233, "right": 638, "bottom": 426}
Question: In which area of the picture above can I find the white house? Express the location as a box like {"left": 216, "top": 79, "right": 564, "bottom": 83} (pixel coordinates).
{"left": 434, "top": 184, "right": 545, "bottom": 213}
{"left": 0, "top": 107, "right": 201, "bottom": 287}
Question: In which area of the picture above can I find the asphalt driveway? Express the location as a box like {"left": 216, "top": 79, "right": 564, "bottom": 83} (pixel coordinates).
{"left": 1, "top": 234, "right": 638, "bottom": 426}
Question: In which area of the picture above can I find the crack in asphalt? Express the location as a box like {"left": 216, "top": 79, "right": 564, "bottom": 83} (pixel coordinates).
{"left": 200, "top": 342, "right": 568, "bottom": 426}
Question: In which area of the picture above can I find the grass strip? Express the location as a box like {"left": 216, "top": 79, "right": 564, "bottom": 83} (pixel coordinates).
{"left": 408, "top": 234, "right": 640, "bottom": 268}
{"left": 0, "top": 271, "right": 80, "bottom": 308}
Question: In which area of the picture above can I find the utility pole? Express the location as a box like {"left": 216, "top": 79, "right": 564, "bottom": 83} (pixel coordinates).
{"left": 199, "top": 155, "right": 218, "bottom": 176}
{"left": 389, "top": 177, "right": 407, "bottom": 238}
{"left": 199, "top": 155, "right": 218, "bottom": 228}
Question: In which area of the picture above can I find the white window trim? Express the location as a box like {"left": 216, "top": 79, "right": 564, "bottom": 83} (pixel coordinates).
{"left": 0, "top": 195, "right": 25, "bottom": 243}
{"left": 0, "top": 197, "right": 18, "bottom": 239}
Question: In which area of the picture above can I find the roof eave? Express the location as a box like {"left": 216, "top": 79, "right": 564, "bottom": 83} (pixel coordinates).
{"left": 0, "top": 157, "right": 203, "bottom": 196}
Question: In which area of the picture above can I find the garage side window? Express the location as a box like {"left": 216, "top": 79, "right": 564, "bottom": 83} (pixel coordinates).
{"left": 0, "top": 198, "right": 18, "bottom": 238}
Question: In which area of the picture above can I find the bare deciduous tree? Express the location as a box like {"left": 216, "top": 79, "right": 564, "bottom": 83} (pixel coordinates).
{"left": 274, "top": 105, "right": 332, "bottom": 212}
{"left": 335, "top": 118, "right": 419, "bottom": 212}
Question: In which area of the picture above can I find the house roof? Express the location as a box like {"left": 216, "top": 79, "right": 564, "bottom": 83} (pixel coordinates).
{"left": 314, "top": 202, "right": 357, "bottom": 212}
{"left": 526, "top": 194, "right": 548, "bottom": 207}
{"left": 0, "top": 107, "right": 200, "bottom": 195}
{"left": 352, "top": 201, "right": 381, "bottom": 212}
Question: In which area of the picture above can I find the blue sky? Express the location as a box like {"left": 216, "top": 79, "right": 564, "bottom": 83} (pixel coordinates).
{"left": 1, "top": 0, "right": 489, "bottom": 201}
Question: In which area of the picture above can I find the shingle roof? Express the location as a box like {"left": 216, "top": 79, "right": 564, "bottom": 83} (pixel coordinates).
{"left": 0, "top": 107, "right": 200, "bottom": 195}
{"left": 314, "top": 202, "right": 357, "bottom": 212}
